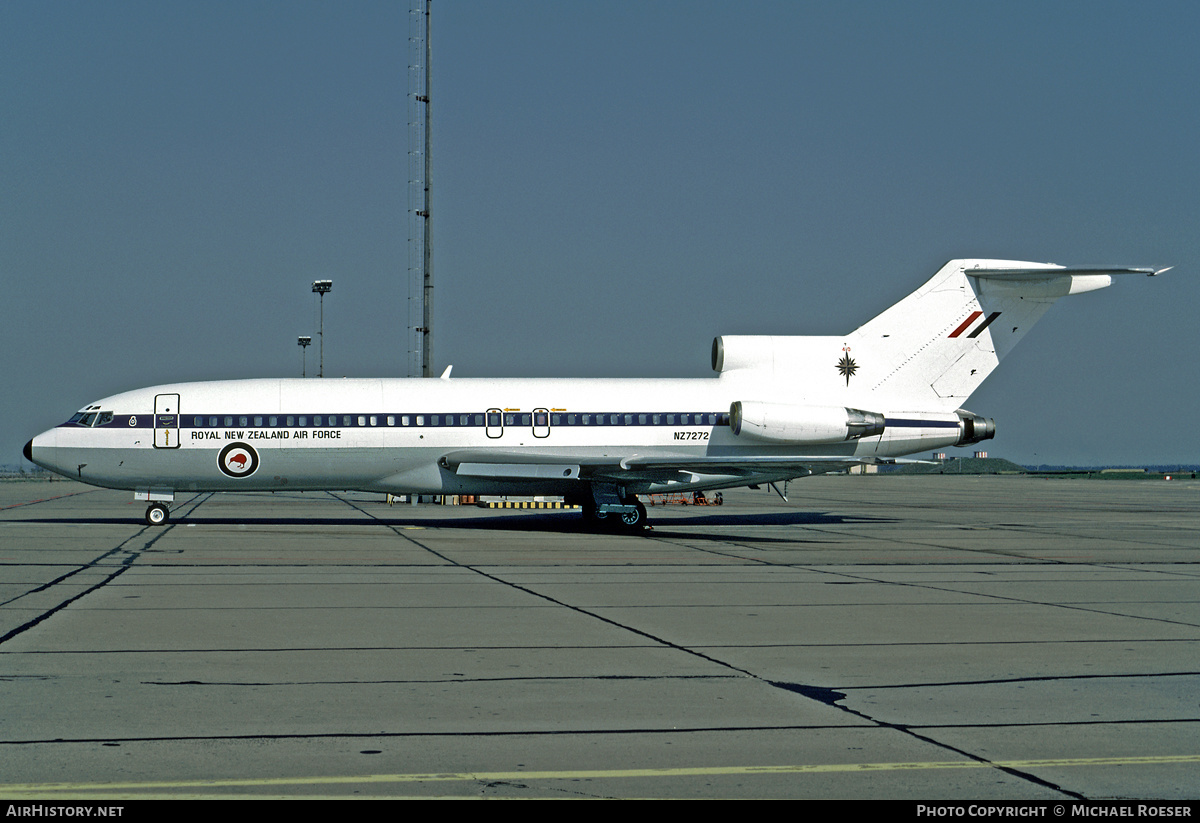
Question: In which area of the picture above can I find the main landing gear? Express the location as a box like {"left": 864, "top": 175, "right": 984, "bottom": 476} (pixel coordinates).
{"left": 575, "top": 488, "right": 648, "bottom": 531}
{"left": 616, "top": 498, "right": 647, "bottom": 528}
{"left": 145, "top": 502, "right": 170, "bottom": 526}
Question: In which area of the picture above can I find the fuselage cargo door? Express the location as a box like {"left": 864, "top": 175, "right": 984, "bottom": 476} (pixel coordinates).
{"left": 154, "top": 393, "right": 180, "bottom": 449}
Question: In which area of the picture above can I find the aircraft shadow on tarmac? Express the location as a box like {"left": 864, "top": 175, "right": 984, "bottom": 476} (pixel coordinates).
{"left": 375, "top": 509, "right": 895, "bottom": 534}
{"left": 22, "top": 509, "right": 894, "bottom": 536}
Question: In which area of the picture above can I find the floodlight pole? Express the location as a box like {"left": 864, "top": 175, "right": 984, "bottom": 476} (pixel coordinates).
{"left": 298, "top": 336, "right": 311, "bottom": 378}
{"left": 312, "top": 280, "right": 332, "bottom": 377}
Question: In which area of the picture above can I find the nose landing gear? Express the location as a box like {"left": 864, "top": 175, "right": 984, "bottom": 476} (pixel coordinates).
{"left": 145, "top": 503, "right": 170, "bottom": 526}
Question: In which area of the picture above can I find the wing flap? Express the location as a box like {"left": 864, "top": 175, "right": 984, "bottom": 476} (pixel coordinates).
{"left": 456, "top": 462, "right": 580, "bottom": 480}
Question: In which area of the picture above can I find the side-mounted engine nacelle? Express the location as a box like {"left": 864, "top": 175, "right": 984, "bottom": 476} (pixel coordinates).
{"left": 730, "top": 401, "right": 885, "bottom": 445}
{"left": 955, "top": 410, "right": 996, "bottom": 446}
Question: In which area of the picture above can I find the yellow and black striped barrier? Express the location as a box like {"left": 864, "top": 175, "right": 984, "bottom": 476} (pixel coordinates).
{"left": 480, "top": 501, "right": 579, "bottom": 509}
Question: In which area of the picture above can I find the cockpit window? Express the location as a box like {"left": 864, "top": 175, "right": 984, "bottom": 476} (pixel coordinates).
{"left": 73, "top": 410, "right": 114, "bottom": 427}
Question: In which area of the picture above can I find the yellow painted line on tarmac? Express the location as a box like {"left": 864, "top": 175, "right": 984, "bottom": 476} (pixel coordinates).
{"left": 2, "top": 755, "right": 1198, "bottom": 796}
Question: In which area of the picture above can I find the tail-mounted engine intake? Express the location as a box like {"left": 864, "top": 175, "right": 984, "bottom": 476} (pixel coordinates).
{"left": 713, "top": 336, "right": 781, "bottom": 373}
{"left": 956, "top": 410, "right": 996, "bottom": 446}
{"left": 730, "top": 401, "right": 885, "bottom": 445}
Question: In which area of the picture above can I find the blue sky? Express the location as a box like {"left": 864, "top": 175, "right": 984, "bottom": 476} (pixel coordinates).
{"left": 4, "top": 0, "right": 1197, "bottom": 467}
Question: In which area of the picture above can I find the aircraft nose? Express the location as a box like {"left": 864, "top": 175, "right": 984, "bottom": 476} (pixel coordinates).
{"left": 24, "top": 429, "right": 59, "bottom": 473}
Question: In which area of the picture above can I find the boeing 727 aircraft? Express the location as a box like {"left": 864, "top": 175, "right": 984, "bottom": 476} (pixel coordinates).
{"left": 25, "top": 259, "right": 1160, "bottom": 527}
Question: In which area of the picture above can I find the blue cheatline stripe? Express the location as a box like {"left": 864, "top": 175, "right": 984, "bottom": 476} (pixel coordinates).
{"left": 180, "top": 412, "right": 728, "bottom": 429}
{"left": 60, "top": 413, "right": 962, "bottom": 431}
{"left": 884, "top": 418, "right": 959, "bottom": 428}
{"left": 65, "top": 412, "right": 735, "bottom": 430}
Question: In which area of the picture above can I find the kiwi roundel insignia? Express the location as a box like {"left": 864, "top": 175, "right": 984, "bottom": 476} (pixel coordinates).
{"left": 218, "top": 442, "right": 259, "bottom": 478}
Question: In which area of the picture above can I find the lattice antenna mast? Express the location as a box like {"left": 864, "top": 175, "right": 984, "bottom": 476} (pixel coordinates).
{"left": 406, "top": 0, "right": 433, "bottom": 377}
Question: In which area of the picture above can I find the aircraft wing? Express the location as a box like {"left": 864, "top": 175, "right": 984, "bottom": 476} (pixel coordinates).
{"left": 438, "top": 450, "right": 906, "bottom": 486}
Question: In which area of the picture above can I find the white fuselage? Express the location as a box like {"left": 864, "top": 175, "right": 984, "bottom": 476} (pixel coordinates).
{"left": 28, "top": 374, "right": 966, "bottom": 498}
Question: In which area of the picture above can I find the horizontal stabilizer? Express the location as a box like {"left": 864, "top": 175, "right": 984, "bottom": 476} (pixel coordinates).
{"left": 967, "top": 266, "right": 1159, "bottom": 279}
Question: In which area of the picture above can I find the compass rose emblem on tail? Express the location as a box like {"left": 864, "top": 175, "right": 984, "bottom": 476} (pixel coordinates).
{"left": 836, "top": 352, "right": 858, "bottom": 386}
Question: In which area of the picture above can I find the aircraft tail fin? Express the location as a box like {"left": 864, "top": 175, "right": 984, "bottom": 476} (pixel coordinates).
{"left": 714, "top": 259, "right": 1155, "bottom": 410}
